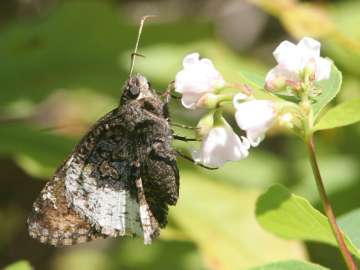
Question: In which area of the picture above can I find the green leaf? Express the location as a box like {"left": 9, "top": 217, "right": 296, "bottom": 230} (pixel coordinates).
{"left": 0, "top": 122, "right": 76, "bottom": 178}
{"left": 111, "top": 239, "right": 207, "bottom": 270}
{"left": 3, "top": 260, "right": 33, "bottom": 270}
{"left": 256, "top": 184, "right": 360, "bottom": 259}
{"left": 171, "top": 171, "right": 305, "bottom": 270}
{"left": 238, "top": 69, "right": 265, "bottom": 90}
{"left": 312, "top": 65, "right": 342, "bottom": 118}
{"left": 199, "top": 150, "right": 286, "bottom": 189}
{"left": 249, "top": 260, "right": 329, "bottom": 270}
{"left": 0, "top": 1, "right": 211, "bottom": 108}
{"left": 131, "top": 41, "right": 268, "bottom": 87}
{"left": 339, "top": 209, "right": 360, "bottom": 250}
{"left": 314, "top": 99, "right": 360, "bottom": 131}
{"left": 293, "top": 155, "right": 359, "bottom": 202}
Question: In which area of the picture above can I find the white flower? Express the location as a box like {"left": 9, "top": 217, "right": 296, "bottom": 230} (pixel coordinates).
{"left": 175, "top": 53, "right": 225, "bottom": 109}
{"left": 192, "top": 125, "right": 250, "bottom": 167}
{"left": 265, "top": 37, "right": 332, "bottom": 91}
{"left": 233, "top": 94, "right": 276, "bottom": 146}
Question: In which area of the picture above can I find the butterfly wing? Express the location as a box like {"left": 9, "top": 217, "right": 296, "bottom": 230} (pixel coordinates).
{"left": 29, "top": 95, "right": 179, "bottom": 246}
{"left": 135, "top": 119, "right": 179, "bottom": 228}
{"left": 63, "top": 109, "right": 144, "bottom": 238}
{"left": 27, "top": 158, "right": 104, "bottom": 247}
{"left": 28, "top": 109, "right": 144, "bottom": 245}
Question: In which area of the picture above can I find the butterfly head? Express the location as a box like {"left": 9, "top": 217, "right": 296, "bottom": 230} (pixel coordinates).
{"left": 120, "top": 74, "right": 156, "bottom": 105}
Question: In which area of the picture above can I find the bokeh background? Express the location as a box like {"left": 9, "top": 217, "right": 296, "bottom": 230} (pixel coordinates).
{"left": 0, "top": 0, "right": 360, "bottom": 269}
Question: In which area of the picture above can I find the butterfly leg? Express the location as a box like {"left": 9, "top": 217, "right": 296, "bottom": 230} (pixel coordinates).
{"left": 175, "top": 150, "right": 218, "bottom": 170}
{"left": 161, "top": 81, "right": 175, "bottom": 103}
{"left": 173, "top": 135, "right": 199, "bottom": 142}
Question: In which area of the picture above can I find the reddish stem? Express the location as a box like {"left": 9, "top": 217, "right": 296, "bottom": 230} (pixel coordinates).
{"left": 307, "top": 135, "right": 357, "bottom": 270}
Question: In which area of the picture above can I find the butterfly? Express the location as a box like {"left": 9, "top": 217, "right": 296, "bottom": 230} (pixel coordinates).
{"left": 27, "top": 73, "right": 179, "bottom": 246}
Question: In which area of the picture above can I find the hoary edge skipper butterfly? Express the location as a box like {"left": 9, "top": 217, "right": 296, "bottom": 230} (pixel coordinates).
{"left": 27, "top": 16, "right": 180, "bottom": 246}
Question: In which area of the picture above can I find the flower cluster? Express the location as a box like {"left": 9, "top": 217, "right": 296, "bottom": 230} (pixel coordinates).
{"left": 174, "top": 37, "right": 332, "bottom": 168}
{"left": 265, "top": 37, "right": 332, "bottom": 93}
{"left": 174, "top": 53, "right": 276, "bottom": 167}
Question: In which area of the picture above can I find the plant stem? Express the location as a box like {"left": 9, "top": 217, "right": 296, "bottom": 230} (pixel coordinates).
{"left": 307, "top": 135, "right": 357, "bottom": 270}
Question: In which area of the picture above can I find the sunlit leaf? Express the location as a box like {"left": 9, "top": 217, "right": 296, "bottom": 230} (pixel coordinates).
{"left": 3, "top": 260, "right": 33, "bottom": 270}
{"left": 312, "top": 65, "right": 342, "bottom": 118}
{"left": 249, "top": 260, "right": 329, "bottom": 270}
{"left": 280, "top": 4, "right": 335, "bottom": 39}
{"left": 314, "top": 99, "right": 360, "bottom": 131}
{"left": 52, "top": 248, "right": 110, "bottom": 270}
{"left": 338, "top": 209, "right": 360, "bottom": 250}
{"left": 256, "top": 184, "right": 360, "bottom": 258}
{"left": 172, "top": 171, "right": 305, "bottom": 270}
{"left": 110, "top": 239, "right": 207, "bottom": 270}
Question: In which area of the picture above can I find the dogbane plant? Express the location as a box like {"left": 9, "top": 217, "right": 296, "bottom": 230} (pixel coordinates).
{"left": 174, "top": 38, "right": 359, "bottom": 270}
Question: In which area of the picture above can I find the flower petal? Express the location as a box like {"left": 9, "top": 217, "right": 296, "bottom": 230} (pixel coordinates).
{"left": 234, "top": 99, "right": 276, "bottom": 147}
{"left": 175, "top": 53, "right": 225, "bottom": 109}
{"left": 183, "top": 52, "right": 200, "bottom": 68}
{"left": 234, "top": 100, "right": 275, "bottom": 130}
{"left": 192, "top": 126, "right": 250, "bottom": 167}
{"left": 273, "top": 40, "right": 298, "bottom": 64}
{"left": 265, "top": 37, "right": 331, "bottom": 89}
{"left": 315, "top": 57, "right": 332, "bottom": 81}
{"left": 264, "top": 65, "right": 298, "bottom": 91}
{"left": 297, "top": 37, "right": 321, "bottom": 58}
{"left": 181, "top": 92, "right": 203, "bottom": 109}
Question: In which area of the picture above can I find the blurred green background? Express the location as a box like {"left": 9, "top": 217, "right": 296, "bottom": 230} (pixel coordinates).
{"left": 0, "top": 0, "right": 359, "bottom": 269}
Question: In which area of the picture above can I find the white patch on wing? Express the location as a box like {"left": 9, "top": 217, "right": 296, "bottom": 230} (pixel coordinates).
{"left": 135, "top": 177, "right": 159, "bottom": 244}
{"left": 64, "top": 155, "right": 143, "bottom": 238}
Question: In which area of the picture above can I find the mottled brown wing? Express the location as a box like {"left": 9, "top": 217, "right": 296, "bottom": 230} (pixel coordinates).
{"left": 63, "top": 109, "right": 144, "bottom": 239}
{"left": 27, "top": 109, "right": 142, "bottom": 246}
{"left": 27, "top": 159, "right": 105, "bottom": 247}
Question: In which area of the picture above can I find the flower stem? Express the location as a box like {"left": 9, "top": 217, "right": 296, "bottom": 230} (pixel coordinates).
{"left": 307, "top": 135, "right": 357, "bottom": 270}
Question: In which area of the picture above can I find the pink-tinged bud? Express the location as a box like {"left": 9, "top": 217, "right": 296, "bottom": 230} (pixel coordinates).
{"left": 265, "top": 75, "right": 287, "bottom": 92}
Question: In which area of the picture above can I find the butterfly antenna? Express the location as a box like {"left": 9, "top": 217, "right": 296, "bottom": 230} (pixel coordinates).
{"left": 129, "top": 15, "right": 156, "bottom": 77}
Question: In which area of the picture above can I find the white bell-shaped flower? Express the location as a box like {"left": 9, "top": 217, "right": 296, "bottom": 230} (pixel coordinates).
{"left": 192, "top": 124, "right": 250, "bottom": 168}
{"left": 175, "top": 53, "right": 225, "bottom": 109}
{"left": 265, "top": 37, "right": 332, "bottom": 91}
{"left": 233, "top": 94, "right": 276, "bottom": 146}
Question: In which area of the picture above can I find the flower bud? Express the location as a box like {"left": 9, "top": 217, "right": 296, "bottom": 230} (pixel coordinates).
{"left": 196, "top": 111, "right": 215, "bottom": 138}
{"left": 196, "top": 93, "right": 219, "bottom": 109}
{"left": 265, "top": 75, "right": 287, "bottom": 92}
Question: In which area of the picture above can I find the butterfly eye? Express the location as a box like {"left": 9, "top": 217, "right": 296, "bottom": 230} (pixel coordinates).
{"left": 129, "top": 85, "right": 140, "bottom": 98}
